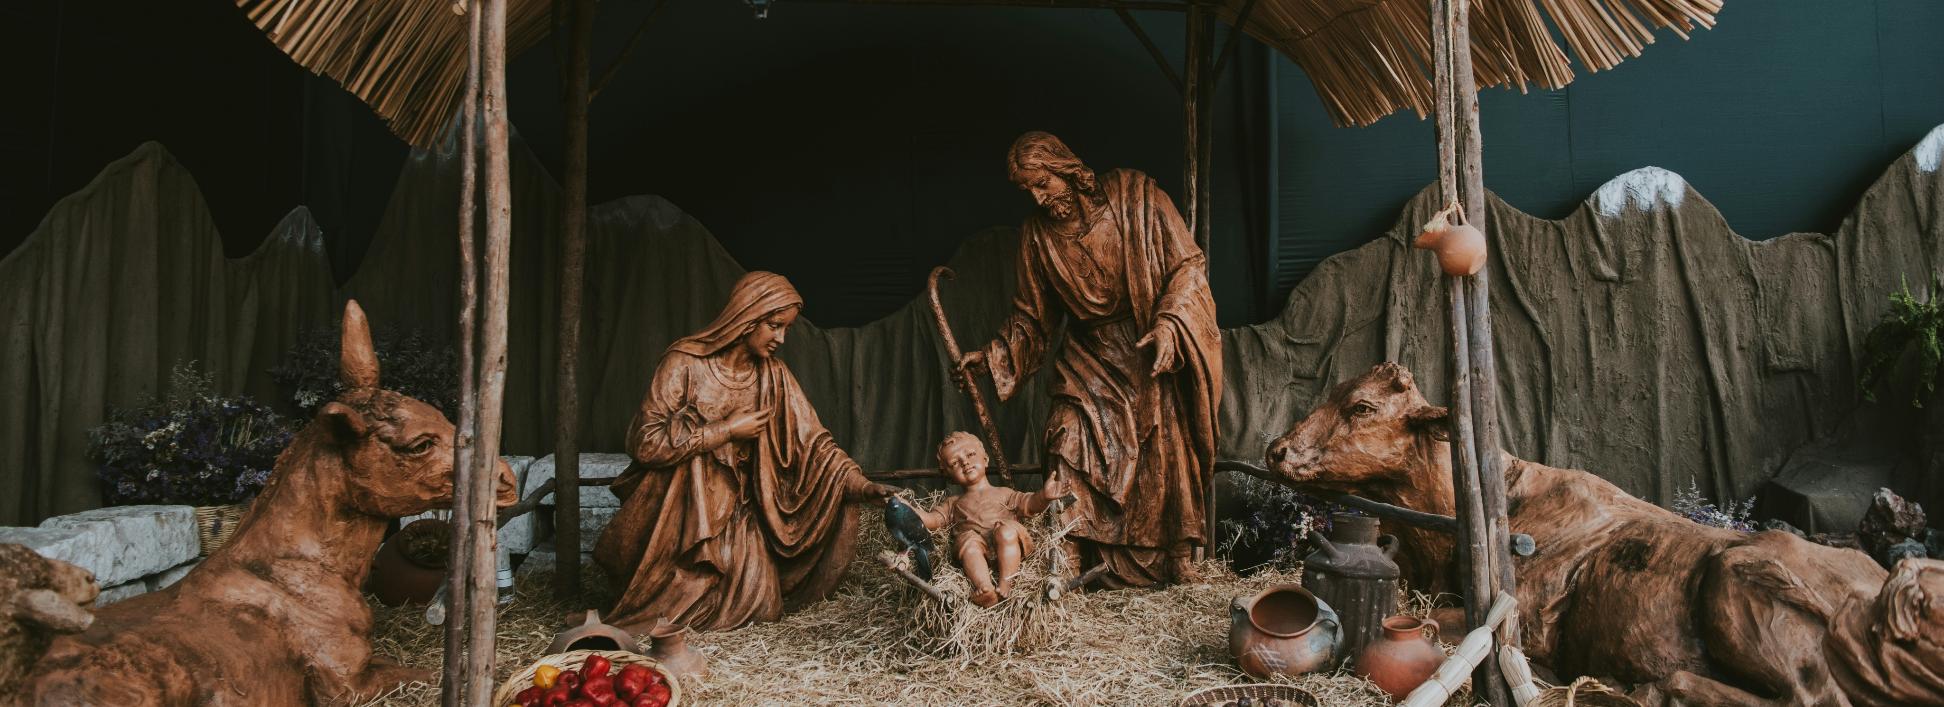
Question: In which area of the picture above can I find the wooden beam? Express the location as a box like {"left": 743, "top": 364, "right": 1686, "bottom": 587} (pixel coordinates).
{"left": 552, "top": 0, "right": 594, "bottom": 600}
{"left": 438, "top": 2, "right": 482, "bottom": 705}
{"left": 464, "top": 0, "right": 512, "bottom": 701}
{"left": 1209, "top": 0, "right": 1258, "bottom": 82}
{"left": 590, "top": 0, "right": 671, "bottom": 102}
{"left": 1114, "top": 9, "right": 1182, "bottom": 94}
{"left": 1181, "top": 3, "right": 1206, "bottom": 245}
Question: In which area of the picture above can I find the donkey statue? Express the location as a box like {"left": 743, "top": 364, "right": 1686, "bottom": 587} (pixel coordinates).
{"left": 27, "top": 300, "right": 517, "bottom": 706}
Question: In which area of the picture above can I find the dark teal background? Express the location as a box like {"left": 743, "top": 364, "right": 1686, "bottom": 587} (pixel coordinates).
{"left": 1270, "top": 1, "right": 1944, "bottom": 306}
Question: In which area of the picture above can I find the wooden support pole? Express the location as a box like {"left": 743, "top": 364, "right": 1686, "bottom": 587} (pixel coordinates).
{"left": 439, "top": 3, "right": 482, "bottom": 705}
{"left": 1433, "top": 0, "right": 1510, "bottom": 703}
{"left": 1181, "top": 3, "right": 1205, "bottom": 241}
{"left": 553, "top": 0, "right": 593, "bottom": 602}
{"left": 1453, "top": 0, "right": 1520, "bottom": 653}
{"left": 878, "top": 550, "right": 948, "bottom": 603}
{"left": 464, "top": 0, "right": 512, "bottom": 702}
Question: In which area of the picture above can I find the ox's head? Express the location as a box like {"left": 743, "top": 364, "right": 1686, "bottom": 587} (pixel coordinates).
{"left": 1264, "top": 362, "right": 1450, "bottom": 491}
{"left": 316, "top": 301, "right": 517, "bottom": 517}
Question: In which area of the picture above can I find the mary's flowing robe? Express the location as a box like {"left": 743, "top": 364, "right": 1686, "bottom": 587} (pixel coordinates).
{"left": 595, "top": 273, "right": 872, "bottom": 631}
{"left": 984, "top": 169, "right": 1222, "bottom": 586}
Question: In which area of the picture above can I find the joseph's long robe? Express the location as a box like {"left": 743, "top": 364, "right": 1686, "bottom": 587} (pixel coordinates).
{"left": 984, "top": 168, "right": 1222, "bottom": 587}
{"left": 594, "top": 349, "right": 871, "bottom": 632}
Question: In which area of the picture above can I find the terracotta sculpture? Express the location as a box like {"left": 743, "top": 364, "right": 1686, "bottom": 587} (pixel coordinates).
{"left": 593, "top": 272, "right": 898, "bottom": 633}
{"left": 1263, "top": 362, "right": 1944, "bottom": 707}
{"left": 908, "top": 432, "right": 1066, "bottom": 607}
{"left": 1, "top": 545, "right": 97, "bottom": 703}
{"left": 27, "top": 301, "right": 518, "bottom": 706}
{"left": 956, "top": 132, "right": 1222, "bottom": 587}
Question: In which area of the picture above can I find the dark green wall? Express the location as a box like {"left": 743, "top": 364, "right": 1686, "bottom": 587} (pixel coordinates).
{"left": 1270, "top": 0, "right": 1944, "bottom": 299}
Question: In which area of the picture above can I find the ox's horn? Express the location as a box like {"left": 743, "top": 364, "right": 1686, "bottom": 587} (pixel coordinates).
{"left": 340, "top": 300, "right": 381, "bottom": 389}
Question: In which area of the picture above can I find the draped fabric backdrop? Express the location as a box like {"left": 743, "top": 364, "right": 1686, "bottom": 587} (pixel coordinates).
{"left": 4, "top": 127, "right": 1940, "bottom": 525}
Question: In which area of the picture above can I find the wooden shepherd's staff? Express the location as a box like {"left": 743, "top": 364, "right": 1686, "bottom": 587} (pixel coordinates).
{"left": 928, "top": 266, "right": 1012, "bottom": 485}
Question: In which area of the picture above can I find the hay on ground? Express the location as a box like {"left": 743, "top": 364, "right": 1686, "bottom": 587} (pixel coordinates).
{"left": 355, "top": 507, "right": 1483, "bottom": 706}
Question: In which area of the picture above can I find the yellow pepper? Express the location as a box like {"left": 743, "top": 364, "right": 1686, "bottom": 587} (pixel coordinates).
{"left": 533, "top": 664, "right": 561, "bottom": 690}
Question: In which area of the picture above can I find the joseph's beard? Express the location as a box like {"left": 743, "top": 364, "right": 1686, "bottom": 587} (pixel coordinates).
{"left": 1041, "top": 191, "right": 1078, "bottom": 220}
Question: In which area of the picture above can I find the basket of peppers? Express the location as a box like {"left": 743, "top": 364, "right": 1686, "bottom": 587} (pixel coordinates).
{"left": 493, "top": 649, "right": 681, "bottom": 707}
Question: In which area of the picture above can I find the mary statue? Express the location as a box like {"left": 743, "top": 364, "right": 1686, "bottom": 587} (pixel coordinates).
{"left": 594, "top": 271, "right": 896, "bottom": 632}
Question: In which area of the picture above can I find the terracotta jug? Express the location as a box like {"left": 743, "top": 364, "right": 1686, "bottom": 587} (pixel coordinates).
{"left": 547, "top": 610, "right": 642, "bottom": 654}
{"left": 1301, "top": 514, "right": 1400, "bottom": 666}
{"left": 1228, "top": 584, "right": 1342, "bottom": 678}
{"left": 1353, "top": 614, "right": 1444, "bottom": 699}
{"left": 647, "top": 618, "right": 708, "bottom": 681}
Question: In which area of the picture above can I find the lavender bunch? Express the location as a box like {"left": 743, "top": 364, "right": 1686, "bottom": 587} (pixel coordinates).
{"left": 88, "top": 363, "right": 295, "bottom": 506}
{"left": 1219, "top": 474, "right": 1359, "bottom": 571}
{"left": 1671, "top": 479, "right": 1756, "bottom": 532}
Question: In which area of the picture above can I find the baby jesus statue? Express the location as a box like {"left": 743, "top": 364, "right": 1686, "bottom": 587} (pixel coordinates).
{"left": 912, "top": 432, "right": 1067, "bottom": 607}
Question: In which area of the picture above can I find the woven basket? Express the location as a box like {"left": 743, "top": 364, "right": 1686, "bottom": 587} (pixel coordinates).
{"left": 1531, "top": 677, "right": 1638, "bottom": 707}
{"left": 1178, "top": 683, "right": 1319, "bottom": 707}
{"left": 194, "top": 504, "right": 246, "bottom": 556}
{"left": 492, "top": 649, "right": 681, "bottom": 707}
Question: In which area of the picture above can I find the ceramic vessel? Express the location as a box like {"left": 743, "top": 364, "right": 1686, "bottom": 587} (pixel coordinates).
{"left": 1414, "top": 221, "right": 1487, "bottom": 276}
{"left": 1301, "top": 514, "right": 1401, "bottom": 665}
{"left": 1228, "top": 584, "right": 1342, "bottom": 678}
{"left": 1353, "top": 614, "right": 1444, "bottom": 699}
{"left": 366, "top": 518, "right": 448, "bottom": 606}
{"left": 547, "top": 610, "right": 642, "bottom": 654}
{"left": 647, "top": 619, "right": 709, "bottom": 681}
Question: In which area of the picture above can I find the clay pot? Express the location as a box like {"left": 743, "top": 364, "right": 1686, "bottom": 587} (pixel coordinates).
{"left": 547, "top": 610, "right": 642, "bottom": 654}
{"left": 647, "top": 619, "right": 709, "bottom": 681}
{"left": 1228, "top": 584, "right": 1342, "bottom": 678}
{"left": 1353, "top": 614, "right": 1444, "bottom": 699}
{"left": 1414, "top": 218, "right": 1487, "bottom": 276}
{"left": 366, "top": 519, "right": 449, "bottom": 606}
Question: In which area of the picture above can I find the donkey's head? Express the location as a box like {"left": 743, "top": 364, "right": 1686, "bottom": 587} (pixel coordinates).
{"left": 1264, "top": 362, "right": 1451, "bottom": 492}
{"left": 315, "top": 301, "right": 516, "bottom": 518}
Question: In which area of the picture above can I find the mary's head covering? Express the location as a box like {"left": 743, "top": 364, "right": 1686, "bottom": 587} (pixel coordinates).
{"left": 668, "top": 271, "right": 804, "bottom": 357}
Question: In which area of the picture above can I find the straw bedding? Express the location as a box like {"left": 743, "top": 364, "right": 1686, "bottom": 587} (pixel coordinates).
{"left": 349, "top": 508, "right": 1481, "bottom": 706}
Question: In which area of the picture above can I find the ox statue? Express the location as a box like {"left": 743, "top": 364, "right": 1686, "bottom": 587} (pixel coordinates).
{"left": 1265, "top": 362, "right": 1944, "bottom": 707}
{"left": 26, "top": 300, "right": 518, "bottom": 707}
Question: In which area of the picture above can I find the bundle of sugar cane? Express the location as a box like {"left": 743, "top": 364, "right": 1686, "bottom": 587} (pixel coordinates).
{"left": 1500, "top": 644, "right": 1543, "bottom": 705}
{"left": 1398, "top": 592, "right": 1518, "bottom": 707}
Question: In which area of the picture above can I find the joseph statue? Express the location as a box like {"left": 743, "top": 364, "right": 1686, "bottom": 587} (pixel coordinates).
{"left": 958, "top": 131, "right": 1222, "bottom": 587}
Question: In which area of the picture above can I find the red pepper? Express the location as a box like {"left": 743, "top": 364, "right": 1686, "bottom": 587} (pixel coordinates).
{"left": 581, "top": 676, "right": 616, "bottom": 700}
{"left": 582, "top": 655, "right": 613, "bottom": 680}
{"left": 643, "top": 681, "right": 672, "bottom": 707}
{"left": 589, "top": 695, "right": 619, "bottom": 707}
{"left": 632, "top": 693, "right": 667, "bottom": 707}
{"left": 564, "top": 700, "right": 595, "bottom": 707}
{"left": 516, "top": 686, "right": 545, "bottom": 707}
{"left": 542, "top": 685, "right": 574, "bottom": 707}
{"left": 615, "top": 664, "right": 651, "bottom": 700}
{"left": 559, "top": 669, "right": 582, "bottom": 692}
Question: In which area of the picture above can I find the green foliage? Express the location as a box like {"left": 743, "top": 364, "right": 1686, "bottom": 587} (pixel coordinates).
{"left": 1859, "top": 274, "right": 1944, "bottom": 408}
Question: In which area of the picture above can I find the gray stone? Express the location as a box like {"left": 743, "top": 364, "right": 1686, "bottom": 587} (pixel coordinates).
{"left": 97, "top": 581, "right": 148, "bottom": 606}
{"left": 516, "top": 541, "right": 594, "bottom": 579}
{"left": 27, "top": 505, "right": 199, "bottom": 587}
{"left": 148, "top": 560, "right": 200, "bottom": 591}
{"left": 525, "top": 453, "right": 630, "bottom": 508}
{"left": 576, "top": 507, "right": 616, "bottom": 552}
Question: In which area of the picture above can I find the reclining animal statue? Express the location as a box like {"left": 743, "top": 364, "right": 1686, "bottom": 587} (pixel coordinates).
{"left": 24, "top": 300, "right": 518, "bottom": 707}
{"left": 1264, "top": 362, "right": 1944, "bottom": 707}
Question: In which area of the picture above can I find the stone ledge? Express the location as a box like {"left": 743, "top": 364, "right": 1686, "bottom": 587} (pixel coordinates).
{"left": 524, "top": 453, "right": 630, "bottom": 508}
{"left": 22, "top": 505, "right": 199, "bottom": 587}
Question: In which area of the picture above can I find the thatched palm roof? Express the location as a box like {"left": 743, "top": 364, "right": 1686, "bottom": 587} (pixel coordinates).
{"left": 1223, "top": 0, "right": 1721, "bottom": 126}
{"left": 235, "top": 0, "right": 1720, "bottom": 146}
{"left": 235, "top": 0, "right": 552, "bottom": 149}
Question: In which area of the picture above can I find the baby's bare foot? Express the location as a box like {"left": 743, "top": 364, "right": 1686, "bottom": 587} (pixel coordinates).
{"left": 970, "top": 588, "right": 1001, "bottom": 608}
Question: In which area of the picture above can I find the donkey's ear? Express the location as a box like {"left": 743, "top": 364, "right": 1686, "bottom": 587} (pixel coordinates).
{"left": 340, "top": 300, "right": 380, "bottom": 389}
{"left": 318, "top": 401, "right": 370, "bottom": 442}
{"left": 1405, "top": 405, "right": 1450, "bottom": 441}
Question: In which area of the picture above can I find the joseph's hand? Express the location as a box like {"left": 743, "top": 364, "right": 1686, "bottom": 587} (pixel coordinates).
{"left": 1136, "top": 323, "right": 1181, "bottom": 377}
{"left": 954, "top": 350, "right": 988, "bottom": 391}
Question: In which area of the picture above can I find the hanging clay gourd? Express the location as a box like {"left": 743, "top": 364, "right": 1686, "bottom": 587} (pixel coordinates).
{"left": 1414, "top": 204, "right": 1487, "bottom": 276}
